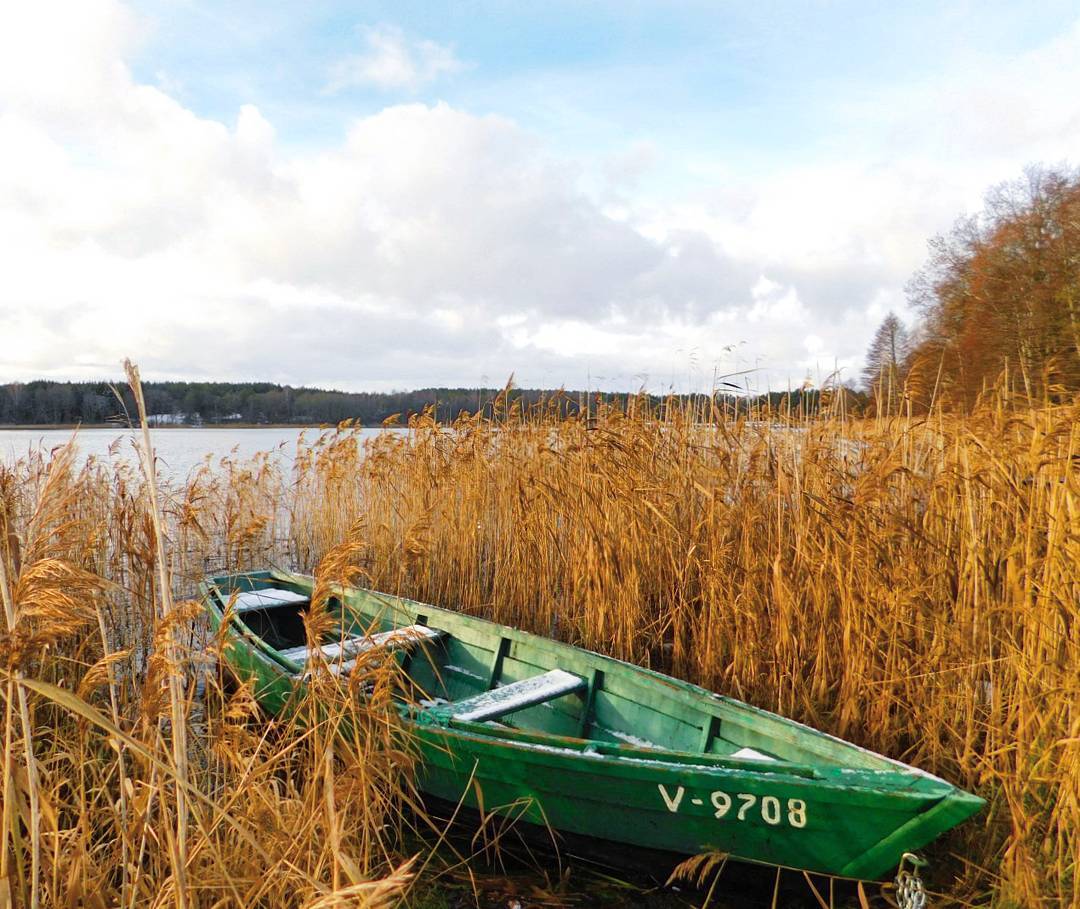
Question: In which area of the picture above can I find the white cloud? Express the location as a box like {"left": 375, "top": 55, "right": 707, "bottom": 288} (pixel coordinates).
{"left": 1, "top": 2, "right": 1079, "bottom": 393}
{"left": 747, "top": 277, "right": 805, "bottom": 324}
{"left": 0, "top": 0, "right": 138, "bottom": 121}
{"left": 326, "top": 25, "right": 465, "bottom": 93}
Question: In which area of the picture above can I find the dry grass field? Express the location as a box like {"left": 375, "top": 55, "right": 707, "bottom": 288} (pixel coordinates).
{"left": 1, "top": 380, "right": 1077, "bottom": 907}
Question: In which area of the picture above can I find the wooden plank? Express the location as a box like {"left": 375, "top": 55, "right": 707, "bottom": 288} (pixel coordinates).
{"left": 698, "top": 714, "right": 720, "bottom": 752}
{"left": 485, "top": 636, "right": 511, "bottom": 690}
{"left": 452, "top": 669, "right": 586, "bottom": 722}
{"left": 231, "top": 587, "right": 309, "bottom": 613}
{"left": 577, "top": 668, "right": 602, "bottom": 738}
{"left": 591, "top": 687, "right": 702, "bottom": 752}
{"left": 329, "top": 626, "right": 445, "bottom": 678}
{"left": 282, "top": 624, "right": 441, "bottom": 666}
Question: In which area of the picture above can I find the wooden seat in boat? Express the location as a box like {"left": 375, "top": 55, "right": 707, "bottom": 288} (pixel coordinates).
{"left": 451, "top": 669, "right": 586, "bottom": 722}
{"left": 230, "top": 587, "right": 309, "bottom": 613}
{"left": 280, "top": 624, "right": 442, "bottom": 673}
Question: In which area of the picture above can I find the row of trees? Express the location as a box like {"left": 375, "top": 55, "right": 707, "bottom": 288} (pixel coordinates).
{"left": 863, "top": 165, "right": 1080, "bottom": 409}
{"left": 0, "top": 381, "right": 590, "bottom": 426}
{"left": 0, "top": 379, "right": 857, "bottom": 427}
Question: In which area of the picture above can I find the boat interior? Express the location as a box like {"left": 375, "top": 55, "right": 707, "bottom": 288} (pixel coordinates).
{"left": 208, "top": 572, "right": 908, "bottom": 776}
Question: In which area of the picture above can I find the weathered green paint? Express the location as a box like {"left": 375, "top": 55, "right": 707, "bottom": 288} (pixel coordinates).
{"left": 199, "top": 570, "right": 984, "bottom": 881}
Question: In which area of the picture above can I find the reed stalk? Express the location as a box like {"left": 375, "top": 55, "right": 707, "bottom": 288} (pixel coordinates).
{"left": 123, "top": 361, "right": 191, "bottom": 909}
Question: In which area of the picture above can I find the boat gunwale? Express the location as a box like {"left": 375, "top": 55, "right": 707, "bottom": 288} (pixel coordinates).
{"left": 263, "top": 571, "right": 967, "bottom": 789}
{"left": 204, "top": 599, "right": 947, "bottom": 797}
{"left": 199, "top": 571, "right": 968, "bottom": 798}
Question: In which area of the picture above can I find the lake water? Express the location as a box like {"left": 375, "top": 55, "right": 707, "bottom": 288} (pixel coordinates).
{"left": 0, "top": 426, "right": 395, "bottom": 479}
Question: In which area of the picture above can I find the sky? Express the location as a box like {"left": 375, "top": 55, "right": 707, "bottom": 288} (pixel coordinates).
{"left": 1, "top": 1, "right": 1079, "bottom": 394}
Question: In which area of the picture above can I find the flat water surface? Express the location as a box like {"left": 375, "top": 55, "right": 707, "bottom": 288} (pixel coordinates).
{"left": 0, "top": 427, "right": 395, "bottom": 479}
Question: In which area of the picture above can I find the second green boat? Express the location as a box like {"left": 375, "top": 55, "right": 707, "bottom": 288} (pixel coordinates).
{"left": 199, "top": 569, "right": 984, "bottom": 882}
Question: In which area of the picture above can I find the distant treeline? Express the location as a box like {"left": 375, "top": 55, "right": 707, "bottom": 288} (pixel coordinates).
{"left": 0, "top": 379, "right": 847, "bottom": 427}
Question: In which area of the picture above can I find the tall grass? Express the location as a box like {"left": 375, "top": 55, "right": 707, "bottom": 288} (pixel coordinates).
{"left": 331, "top": 390, "right": 1076, "bottom": 907}
{"left": 1, "top": 382, "right": 1077, "bottom": 906}
{"left": 0, "top": 402, "right": 416, "bottom": 906}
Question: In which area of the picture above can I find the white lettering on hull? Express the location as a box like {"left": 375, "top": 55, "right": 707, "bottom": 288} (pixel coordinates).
{"left": 658, "top": 783, "right": 685, "bottom": 812}
{"left": 659, "top": 785, "right": 809, "bottom": 829}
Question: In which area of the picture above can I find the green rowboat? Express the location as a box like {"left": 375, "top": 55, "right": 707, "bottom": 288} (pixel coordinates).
{"left": 199, "top": 569, "right": 984, "bottom": 881}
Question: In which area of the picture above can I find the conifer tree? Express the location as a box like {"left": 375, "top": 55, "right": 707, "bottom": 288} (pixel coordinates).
{"left": 862, "top": 312, "right": 910, "bottom": 410}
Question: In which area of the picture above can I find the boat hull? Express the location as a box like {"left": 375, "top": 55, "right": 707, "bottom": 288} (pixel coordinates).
{"left": 410, "top": 723, "right": 976, "bottom": 880}
{"left": 200, "top": 571, "right": 983, "bottom": 881}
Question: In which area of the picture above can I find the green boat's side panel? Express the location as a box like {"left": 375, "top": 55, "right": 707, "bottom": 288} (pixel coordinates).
{"left": 199, "top": 571, "right": 985, "bottom": 881}
{"left": 837, "top": 790, "right": 986, "bottom": 880}
{"left": 592, "top": 684, "right": 702, "bottom": 752}
{"left": 409, "top": 725, "right": 961, "bottom": 879}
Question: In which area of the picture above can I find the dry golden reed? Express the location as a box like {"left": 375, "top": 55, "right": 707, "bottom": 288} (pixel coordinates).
{"left": 0, "top": 379, "right": 1077, "bottom": 907}
{"left": 0, "top": 394, "right": 417, "bottom": 907}
{"left": 323, "top": 388, "right": 1076, "bottom": 908}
